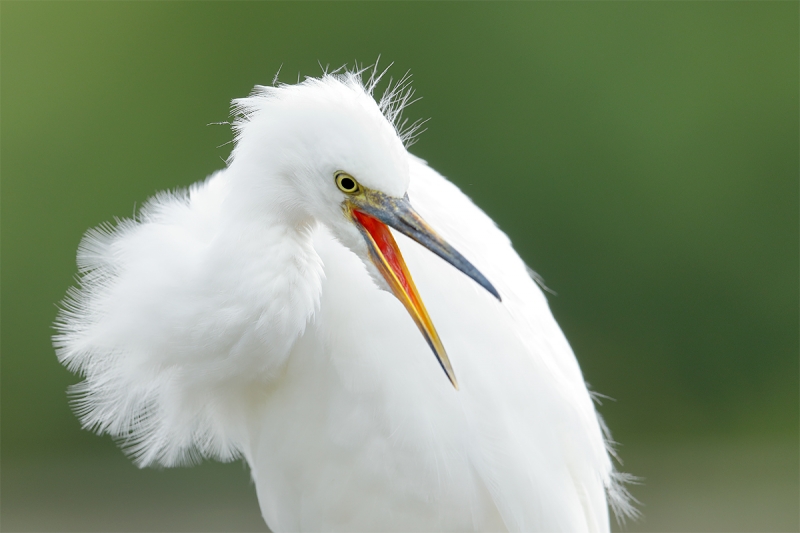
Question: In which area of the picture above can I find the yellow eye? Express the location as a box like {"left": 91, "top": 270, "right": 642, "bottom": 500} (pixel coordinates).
{"left": 335, "top": 172, "right": 360, "bottom": 194}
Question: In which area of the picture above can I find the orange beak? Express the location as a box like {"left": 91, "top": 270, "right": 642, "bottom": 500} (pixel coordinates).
{"left": 352, "top": 208, "right": 458, "bottom": 389}
{"left": 347, "top": 191, "right": 500, "bottom": 389}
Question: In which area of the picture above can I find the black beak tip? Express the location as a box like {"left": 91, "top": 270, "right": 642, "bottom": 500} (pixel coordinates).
{"left": 484, "top": 280, "right": 502, "bottom": 302}
{"left": 471, "top": 268, "right": 501, "bottom": 302}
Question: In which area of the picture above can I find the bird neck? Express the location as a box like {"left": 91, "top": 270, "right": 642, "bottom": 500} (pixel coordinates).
{"left": 213, "top": 167, "right": 324, "bottom": 368}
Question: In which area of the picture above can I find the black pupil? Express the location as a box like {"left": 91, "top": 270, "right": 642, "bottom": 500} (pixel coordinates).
{"left": 340, "top": 177, "right": 355, "bottom": 191}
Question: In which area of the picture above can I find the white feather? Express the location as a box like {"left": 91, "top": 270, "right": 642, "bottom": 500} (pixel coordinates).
{"left": 55, "top": 68, "right": 632, "bottom": 531}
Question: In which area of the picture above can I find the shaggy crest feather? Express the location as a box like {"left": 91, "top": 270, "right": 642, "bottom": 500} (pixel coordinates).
{"left": 231, "top": 61, "right": 427, "bottom": 157}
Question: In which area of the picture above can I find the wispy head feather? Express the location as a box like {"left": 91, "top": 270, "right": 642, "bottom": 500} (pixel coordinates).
{"left": 232, "top": 60, "right": 427, "bottom": 153}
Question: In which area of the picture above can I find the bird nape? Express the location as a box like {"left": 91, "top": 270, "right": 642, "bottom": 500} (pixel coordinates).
{"left": 54, "top": 64, "right": 635, "bottom": 532}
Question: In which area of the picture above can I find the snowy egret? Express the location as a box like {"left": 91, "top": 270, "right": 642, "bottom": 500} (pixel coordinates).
{"left": 55, "top": 66, "right": 633, "bottom": 531}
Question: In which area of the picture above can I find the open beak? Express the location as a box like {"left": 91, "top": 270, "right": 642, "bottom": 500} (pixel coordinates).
{"left": 347, "top": 190, "right": 501, "bottom": 390}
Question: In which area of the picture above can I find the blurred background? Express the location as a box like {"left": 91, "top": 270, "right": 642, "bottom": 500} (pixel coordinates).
{"left": 2, "top": 2, "right": 797, "bottom": 531}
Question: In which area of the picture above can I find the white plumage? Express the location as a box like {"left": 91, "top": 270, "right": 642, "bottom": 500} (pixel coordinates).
{"left": 55, "top": 67, "right": 632, "bottom": 531}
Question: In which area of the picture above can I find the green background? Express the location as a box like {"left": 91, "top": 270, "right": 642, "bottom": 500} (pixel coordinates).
{"left": 2, "top": 2, "right": 797, "bottom": 531}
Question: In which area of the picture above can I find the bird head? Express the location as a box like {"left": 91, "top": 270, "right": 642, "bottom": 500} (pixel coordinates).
{"left": 227, "top": 69, "right": 500, "bottom": 388}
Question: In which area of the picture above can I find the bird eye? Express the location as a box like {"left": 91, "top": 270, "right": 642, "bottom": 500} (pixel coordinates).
{"left": 335, "top": 172, "right": 360, "bottom": 194}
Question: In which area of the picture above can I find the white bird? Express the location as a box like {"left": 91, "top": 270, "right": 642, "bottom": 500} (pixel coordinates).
{"left": 55, "top": 66, "right": 633, "bottom": 532}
